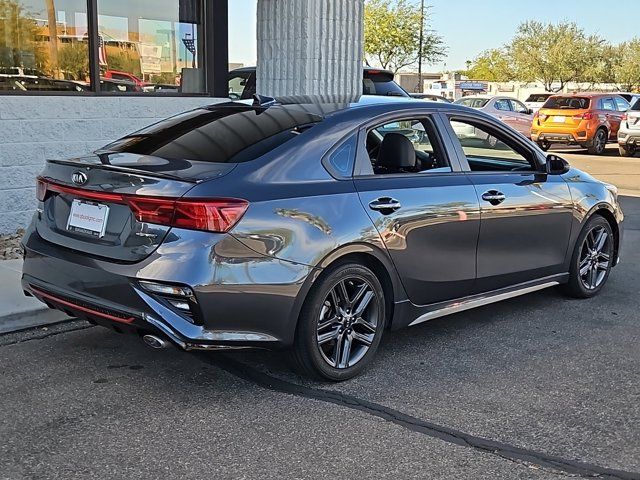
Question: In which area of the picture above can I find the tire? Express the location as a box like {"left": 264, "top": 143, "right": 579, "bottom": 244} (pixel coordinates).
{"left": 587, "top": 128, "right": 607, "bottom": 155}
{"left": 562, "top": 215, "right": 614, "bottom": 298}
{"left": 537, "top": 140, "right": 551, "bottom": 151}
{"left": 292, "top": 263, "right": 386, "bottom": 381}
{"left": 619, "top": 144, "right": 635, "bottom": 157}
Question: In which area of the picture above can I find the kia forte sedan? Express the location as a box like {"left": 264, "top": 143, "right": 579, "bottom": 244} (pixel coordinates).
{"left": 22, "top": 96, "right": 623, "bottom": 381}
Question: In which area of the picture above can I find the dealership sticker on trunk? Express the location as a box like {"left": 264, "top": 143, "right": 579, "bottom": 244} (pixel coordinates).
{"left": 67, "top": 199, "right": 109, "bottom": 238}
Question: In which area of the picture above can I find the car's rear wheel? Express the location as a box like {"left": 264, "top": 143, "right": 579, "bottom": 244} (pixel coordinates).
{"left": 537, "top": 140, "right": 551, "bottom": 151}
{"left": 619, "top": 144, "right": 636, "bottom": 157}
{"left": 292, "top": 263, "right": 385, "bottom": 381}
{"left": 563, "top": 216, "right": 614, "bottom": 298}
{"left": 587, "top": 128, "right": 607, "bottom": 155}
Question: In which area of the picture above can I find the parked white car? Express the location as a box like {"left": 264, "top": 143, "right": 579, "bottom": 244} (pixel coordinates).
{"left": 524, "top": 93, "right": 553, "bottom": 113}
{"left": 618, "top": 98, "right": 640, "bottom": 157}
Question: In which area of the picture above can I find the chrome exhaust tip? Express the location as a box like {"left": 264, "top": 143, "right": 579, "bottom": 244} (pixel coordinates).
{"left": 142, "top": 334, "right": 170, "bottom": 349}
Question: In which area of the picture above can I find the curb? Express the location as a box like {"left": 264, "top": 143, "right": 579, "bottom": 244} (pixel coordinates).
{"left": 0, "top": 307, "right": 70, "bottom": 335}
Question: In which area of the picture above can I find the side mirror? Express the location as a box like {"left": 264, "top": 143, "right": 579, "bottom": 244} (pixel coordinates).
{"left": 546, "top": 154, "right": 570, "bottom": 175}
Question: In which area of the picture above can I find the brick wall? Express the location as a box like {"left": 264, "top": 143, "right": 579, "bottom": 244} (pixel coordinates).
{"left": 0, "top": 96, "right": 223, "bottom": 234}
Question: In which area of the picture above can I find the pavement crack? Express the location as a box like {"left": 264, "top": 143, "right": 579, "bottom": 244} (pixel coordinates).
{"left": 198, "top": 353, "right": 640, "bottom": 480}
{"left": 0, "top": 321, "right": 93, "bottom": 347}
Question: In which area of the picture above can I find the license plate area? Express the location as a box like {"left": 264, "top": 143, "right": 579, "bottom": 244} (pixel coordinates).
{"left": 66, "top": 199, "right": 110, "bottom": 238}
{"left": 552, "top": 116, "right": 566, "bottom": 123}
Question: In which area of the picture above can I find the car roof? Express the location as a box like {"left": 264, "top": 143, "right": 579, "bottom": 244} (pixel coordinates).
{"left": 550, "top": 92, "right": 618, "bottom": 98}
{"left": 230, "top": 66, "right": 396, "bottom": 76}
{"left": 213, "top": 94, "right": 470, "bottom": 121}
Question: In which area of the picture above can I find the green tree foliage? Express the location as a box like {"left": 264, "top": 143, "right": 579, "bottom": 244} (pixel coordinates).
{"left": 0, "top": 0, "right": 46, "bottom": 71}
{"left": 106, "top": 49, "right": 142, "bottom": 78}
{"left": 510, "top": 21, "right": 605, "bottom": 92}
{"left": 58, "top": 43, "right": 89, "bottom": 80}
{"left": 613, "top": 39, "right": 640, "bottom": 91}
{"left": 466, "top": 48, "right": 513, "bottom": 81}
{"left": 364, "top": 0, "right": 444, "bottom": 73}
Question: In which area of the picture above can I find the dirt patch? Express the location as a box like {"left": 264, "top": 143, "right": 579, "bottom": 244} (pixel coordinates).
{"left": 0, "top": 229, "right": 24, "bottom": 260}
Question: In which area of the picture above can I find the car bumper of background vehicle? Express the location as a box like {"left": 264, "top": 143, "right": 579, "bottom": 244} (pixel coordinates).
{"left": 618, "top": 132, "right": 640, "bottom": 146}
{"left": 21, "top": 228, "right": 316, "bottom": 350}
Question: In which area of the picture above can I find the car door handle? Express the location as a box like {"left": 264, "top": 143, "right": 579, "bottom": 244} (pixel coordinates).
{"left": 481, "top": 190, "right": 506, "bottom": 205}
{"left": 369, "top": 197, "right": 402, "bottom": 213}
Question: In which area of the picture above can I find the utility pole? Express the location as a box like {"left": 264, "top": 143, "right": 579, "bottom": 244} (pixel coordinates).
{"left": 417, "top": 0, "right": 424, "bottom": 93}
{"left": 45, "top": 0, "right": 59, "bottom": 78}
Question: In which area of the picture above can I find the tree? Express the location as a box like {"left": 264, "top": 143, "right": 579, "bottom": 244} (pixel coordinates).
{"left": 58, "top": 42, "right": 88, "bottom": 80}
{"left": 0, "top": 0, "right": 46, "bottom": 70}
{"left": 465, "top": 48, "right": 514, "bottom": 81}
{"left": 613, "top": 39, "right": 640, "bottom": 91}
{"left": 364, "top": 0, "right": 444, "bottom": 74}
{"left": 509, "top": 21, "right": 605, "bottom": 92}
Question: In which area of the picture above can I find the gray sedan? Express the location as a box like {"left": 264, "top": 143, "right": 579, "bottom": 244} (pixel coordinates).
{"left": 455, "top": 95, "right": 534, "bottom": 137}
{"left": 22, "top": 96, "right": 623, "bottom": 381}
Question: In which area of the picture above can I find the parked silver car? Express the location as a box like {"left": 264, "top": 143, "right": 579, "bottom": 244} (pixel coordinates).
{"left": 618, "top": 98, "right": 640, "bottom": 156}
{"left": 455, "top": 95, "right": 534, "bottom": 137}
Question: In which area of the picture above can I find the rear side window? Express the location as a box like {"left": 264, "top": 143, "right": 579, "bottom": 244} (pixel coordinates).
{"left": 543, "top": 97, "right": 590, "bottom": 109}
{"left": 102, "top": 106, "right": 322, "bottom": 163}
{"left": 362, "top": 72, "right": 407, "bottom": 97}
{"left": 601, "top": 98, "right": 616, "bottom": 111}
{"left": 325, "top": 136, "right": 357, "bottom": 177}
{"left": 631, "top": 99, "right": 640, "bottom": 111}
{"left": 456, "top": 98, "right": 489, "bottom": 108}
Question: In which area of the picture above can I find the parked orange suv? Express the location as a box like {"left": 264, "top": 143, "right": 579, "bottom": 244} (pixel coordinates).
{"left": 530, "top": 93, "right": 629, "bottom": 154}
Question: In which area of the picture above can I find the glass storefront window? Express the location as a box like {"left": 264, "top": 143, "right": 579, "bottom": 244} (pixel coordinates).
{"left": 0, "top": 0, "right": 89, "bottom": 92}
{"left": 96, "top": 0, "right": 205, "bottom": 93}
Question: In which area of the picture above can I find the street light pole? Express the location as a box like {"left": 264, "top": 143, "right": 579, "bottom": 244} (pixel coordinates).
{"left": 417, "top": 0, "right": 424, "bottom": 93}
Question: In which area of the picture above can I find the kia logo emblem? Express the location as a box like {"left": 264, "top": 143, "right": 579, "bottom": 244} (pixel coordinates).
{"left": 71, "top": 171, "right": 88, "bottom": 185}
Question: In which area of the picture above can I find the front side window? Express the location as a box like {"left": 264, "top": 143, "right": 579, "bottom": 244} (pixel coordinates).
{"left": 363, "top": 118, "right": 450, "bottom": 175}
{"left": 510, "top": 99, "right": 529, "bottom": 114}
{"left": 0, "top": 0, "right": 89, "bottom": 92}
{"left": 97, "top": 0, "right": 204, "bottom": 94}
{"left": 449, "top": 118, "right": 535, "bottom": 172}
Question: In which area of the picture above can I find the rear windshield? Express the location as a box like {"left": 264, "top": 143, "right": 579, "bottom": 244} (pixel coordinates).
{"left": 525, "top": 94, "right": 552, "bottom": 103}
{"left": 456, "top": 97, "right": 489, "bottom": 108}
{"left": 543, "top": 96, "right": 590, "bottom": 109}
{"left": 102, "top": 106, "right": 322, "bottom": 163}
{"left": 363, "top": 72, "right": 407, "bottom": 97}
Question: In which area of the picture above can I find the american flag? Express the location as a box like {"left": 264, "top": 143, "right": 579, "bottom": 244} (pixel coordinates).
{"left": 98, "top": 34, "right": 108, "bottom": 66}
{"left": 182, "top": 37, "right": 196, "bottom": 56}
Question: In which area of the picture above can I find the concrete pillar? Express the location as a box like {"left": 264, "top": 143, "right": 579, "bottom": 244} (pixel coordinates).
{"left": 256, "top": 0, "right": 364, "bottom": 98}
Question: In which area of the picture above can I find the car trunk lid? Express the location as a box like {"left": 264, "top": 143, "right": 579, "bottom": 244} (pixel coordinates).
{"left": 35, "top": 154, "right": 237, "bottom": 262}
{"left": 537, "top": 108, "right": 590, "bottom": 127}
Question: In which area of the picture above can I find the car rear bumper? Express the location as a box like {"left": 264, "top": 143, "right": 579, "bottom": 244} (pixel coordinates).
{"left": 531, "top": 130, "right": 591, "bottom": 145}
{"left": 21, "top": 226, "right": 317, "bottom": 350}
{"left": 617, "top": 130, "right": 640, "bottom": 146}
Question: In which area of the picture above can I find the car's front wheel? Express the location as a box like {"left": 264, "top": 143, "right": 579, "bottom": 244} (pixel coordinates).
{"left": 619, "top": 144, "right": 636, "bottom": 157}
{"left": 293, "top": 263, "right": 386, "bottom": 381}
{"left": 563, "top": 216, "right": 614, "bottom": 298}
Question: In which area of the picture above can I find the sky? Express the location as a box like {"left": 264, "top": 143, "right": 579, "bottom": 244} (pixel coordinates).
{"left": 227, "top": 0, "right": 640, "bottom": 71}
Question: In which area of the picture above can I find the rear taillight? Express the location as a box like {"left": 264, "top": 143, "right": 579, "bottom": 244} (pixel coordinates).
{"left": 36, "top": 177, "right": 249, "bottom": 233}
{"left": 622, "top": 113, "right": 628, "bottom": 121}
{"left": 36, "top": 178, "right": 47, "bottom": 202}
{"left": 573, "top": 112, "right": 593, "bottom": 121}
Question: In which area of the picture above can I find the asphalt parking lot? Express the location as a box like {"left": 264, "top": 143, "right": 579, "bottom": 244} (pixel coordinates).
{"left": 1, "top": 147, "right": 639, "bottom": 480}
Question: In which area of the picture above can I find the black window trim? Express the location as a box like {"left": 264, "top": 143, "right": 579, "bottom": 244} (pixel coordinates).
{"left": 352, "top": 109, "right": 464, "bottom": 179}
{"left": 0, "top": 0, "right": 229, "bottom": 98}
{"left": 439, "top": 111, "right": 546, "bottom": 175}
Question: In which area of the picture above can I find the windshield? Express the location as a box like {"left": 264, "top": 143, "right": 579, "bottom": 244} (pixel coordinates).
{"left": 543, "top": 96, "right": 590, "bottom": 109}
{"left": 456, "top": 97, "right": 490, "bottom": 108}
{"left": 362, "top": 72, "right": 408, "bottom": 97}
{"left": 102, "top": 106, "right": 322, "bottom": 163}
{"left": 525, "top": 94, "right": 551, "bottom": 103}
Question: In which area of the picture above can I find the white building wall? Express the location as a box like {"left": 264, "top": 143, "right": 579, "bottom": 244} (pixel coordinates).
{"left": 0, "top": 96, "right": 223, "bottom": 234}
{"left": 256, "top": 0, "right": 364, "bottom": 98}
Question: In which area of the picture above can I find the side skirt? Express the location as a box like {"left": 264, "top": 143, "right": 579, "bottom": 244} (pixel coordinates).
{"left": 395, "top": 273, "right": 569, "bottom": 329}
